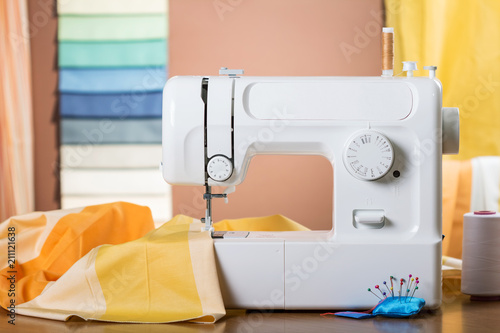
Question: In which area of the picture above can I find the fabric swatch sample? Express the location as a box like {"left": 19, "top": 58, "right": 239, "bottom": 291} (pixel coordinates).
{"left": 59, "top": 67, "right": 167, "bottom": 93}
{"left": 58, "top": 14, "right": 168, "bottom": 41}
{"left": 60, "top": 118, "right": 162, "bottom": 144}
{"left": 57, "top": 0, "right": 167, "bottom": 15}
{"left": 60, "top": 168, "right": 168, "bottom": 195}
{"left": 58, "top": 40, "right": 167, "bottom": 68}
{"left": 60, "top": 91, "right": 162, "bottom": 118}
{"left": 60, "top": 144, "right": 162, "bottom": 168}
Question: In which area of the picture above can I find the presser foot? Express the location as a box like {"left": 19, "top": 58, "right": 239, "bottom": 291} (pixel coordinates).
{"left": 202, "top": 185, "right": 227, "bottom": 237}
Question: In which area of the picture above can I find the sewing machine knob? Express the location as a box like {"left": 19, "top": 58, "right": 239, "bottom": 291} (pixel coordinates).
{"left": 343, "top": 130, "right": 394, "bottom": 181}
{"left": 207, "top": 155, "right": 233, "bottom": 182}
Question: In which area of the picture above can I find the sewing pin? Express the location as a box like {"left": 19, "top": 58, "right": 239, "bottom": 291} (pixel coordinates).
{"left": 399, "top": 279, "right": 404, "bottom": 303}
{"left": 383, "top": 292, "right": 387, "bottom": 299}
{"left": 368, "top": 288, "right": 382, "bottom": 300}
{"left": 409, "top": 286, "right": 419, "bottom": 302}
{"left": 390, "top": 276, "right": 395, "bottom": 297}
{"left": 409, "top": 280, "right": 420, "bottom": 301}
{"left": 406, "top": 274, "right": 412, "bottom": 296}
{"left": 383, "top": 281, "right": 391, "bottom": 294}
{"left": 375, "top": 285, "right": 385, "bottom": 298}
{"left": 407, "top": 278, "right": 415, "bottom": 296}
{"left": 390, "top": 286, "right": 394, "bottom": 298}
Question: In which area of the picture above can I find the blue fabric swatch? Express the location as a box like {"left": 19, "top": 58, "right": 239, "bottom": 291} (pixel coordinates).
{"left": 59, "top": 67, "right": 167, "bottom": 93}
{"left": 60, "top": 92, "right": 162, "bottom": 118}
{"left": 61, "top": 118, "right": 162, "bottom": 144}
{"left": 334, "top": 312, "right": 375, "bottom": 319}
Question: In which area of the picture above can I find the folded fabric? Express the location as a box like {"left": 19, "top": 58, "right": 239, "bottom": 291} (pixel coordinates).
{"left": 470, "top": 156, "right": 500, "bottom": 212}
{"left": 61, "top": 118, "right": 161, "bottom": 144}
{"left": 60, "top": 144, "right": 162, "bottom": 168}
{"left": 442, "top": 156, "right": 500, "bottom": 259}
{"left": 57, "top": 0, "right": 167, "bottom": 15}
{"left": 442, "top": 159, "right": 472, "bottom": 259}
{"left": 60, "top": 92, "right": 162, "bottom": 118}
{"left": 60, "top": 168, "right": 168, "bottom": 195}
{"left": 59, "top": 67, "right": 167, "bottom": 93}
{"left": 0, "top": 204, "right": 311, "bottom": 323}
{"left": 61, "top": 195, "right": 171, "bottom": 226}
{"left": 0, "top": 202, "right": 155, "bottom": 308}
{"left": 214, "top": 215, "right": 310, "bottom": 232}
{"left": 0, "top": 204, "right": 225, "bottom": 323}
{"left": 58, "top": 15, "right": 168, "bottom": 41}
{"left": 58, "top": 40, "right": 167, "bottom": 68}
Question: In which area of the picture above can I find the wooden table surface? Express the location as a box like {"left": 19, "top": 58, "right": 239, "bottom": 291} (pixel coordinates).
{"left": 2, "top": 280, "right": 499, "bottom": 333}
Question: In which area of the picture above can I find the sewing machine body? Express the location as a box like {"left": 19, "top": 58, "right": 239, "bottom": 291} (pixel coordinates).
{"left": 162, "top": 74, "right": 459, "bottom": 309}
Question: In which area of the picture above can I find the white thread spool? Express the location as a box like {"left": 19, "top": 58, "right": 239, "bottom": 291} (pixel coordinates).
{"left": 462, "top": 211, "right": 500, "bottom": 300}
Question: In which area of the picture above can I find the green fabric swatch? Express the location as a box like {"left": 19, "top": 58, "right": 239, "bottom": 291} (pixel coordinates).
{"left": 59, "top": 40, "right": 167, "bottom": 67}
{"left": 58, "top": 15, "right": 168, "bottom": 41}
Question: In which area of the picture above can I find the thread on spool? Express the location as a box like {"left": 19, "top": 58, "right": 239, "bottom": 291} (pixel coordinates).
{"left": 462, "top": 212, "right": 500, "bottom": 299}
{"left": 382, "top": 27, "right": 394, "bottom": 77}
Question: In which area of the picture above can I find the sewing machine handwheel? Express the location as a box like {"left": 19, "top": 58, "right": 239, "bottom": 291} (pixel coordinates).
{"left": 207, "top": 155, "right": 233, "bottom": 182}
{"left": 343, "top": 130, "right": 394, "bottom": 181}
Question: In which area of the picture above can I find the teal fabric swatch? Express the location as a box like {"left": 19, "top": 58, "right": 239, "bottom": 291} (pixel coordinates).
{"left": 59, "top": 40, "right": 167, "bottom": 67}
{"left": 61, "top": 118, "right": 162, "bottom": 144}
{"left": 58, "top": 15, "right": 168, "bottom": 41}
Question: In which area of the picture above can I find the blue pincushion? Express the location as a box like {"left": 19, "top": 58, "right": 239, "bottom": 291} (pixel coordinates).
{"left": 335, "top": 297, "right": 425, "bottom": 319}
{"left": 332, "top": 275, "right": 426, "bottom": 319}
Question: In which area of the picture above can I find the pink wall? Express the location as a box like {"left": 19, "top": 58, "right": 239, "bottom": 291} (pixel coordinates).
{"left": 170, "top": 0, "right": 384, "bottom": 229}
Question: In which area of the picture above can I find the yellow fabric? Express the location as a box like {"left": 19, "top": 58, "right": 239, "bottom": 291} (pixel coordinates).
{"left": 95, "top": 215, "right": 213, "bottom": 323}
{"left": 214, "top": 214, "right": 310, "bottom": 232}
{"left": 0, "top": 202, "right": 154, "bottom": 308}
{"left": 1, "top": 204, "right": 311, "bottom": 323}
{"left": 442, "top": 160, "right": 472, "bottom": 258}
{"left": 385, "top": 0, "right": 500, "bottom": 159}
{"left": 13, "top": 214, "right": 225, "bottom": 323}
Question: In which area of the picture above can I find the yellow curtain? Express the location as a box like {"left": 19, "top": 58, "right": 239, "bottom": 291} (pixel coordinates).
{"left": 385, "top": 0, "right": 500, "bottom": 160}
{"left": 0, "top": 0, "right": 34, "bottom": 220}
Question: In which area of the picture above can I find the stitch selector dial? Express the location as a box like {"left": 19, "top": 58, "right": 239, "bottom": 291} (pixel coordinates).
{"left": 343, "top": 130, "right": 394, "bottom": 181}
{"left": 207, "top": 155, "right": 233, "bottom": 182}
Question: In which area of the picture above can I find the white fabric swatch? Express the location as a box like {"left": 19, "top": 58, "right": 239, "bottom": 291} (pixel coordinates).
{"left": 60, "top": 144, "right": 162, "bottom": 169}
{"left": 57, "top": 0, "right": 167, "bottom": 14}
{"left": 61, "top": 168, "right": 168, "bottom": 195}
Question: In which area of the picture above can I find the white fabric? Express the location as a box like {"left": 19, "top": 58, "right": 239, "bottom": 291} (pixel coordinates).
{"left": 61, "top": 168, "right": 169, "bottom": 195}
{"left": 470, "top": 156, "right": 500, "bottom": 212}
{"left": 57, "top": 0, "right": 167, "bottom": 14}
{"left": 60, "top": 144, "right": 162, "bottom": 169}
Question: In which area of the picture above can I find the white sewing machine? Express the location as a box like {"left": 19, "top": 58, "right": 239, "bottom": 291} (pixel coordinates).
{"left": 161, "top": 63, "right": 459, "bottom": 309}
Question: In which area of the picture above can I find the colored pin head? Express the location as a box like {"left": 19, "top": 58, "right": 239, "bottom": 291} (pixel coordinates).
{"left": 375, "top": 285, "right": 379, "bottom": 289}
{"left": 409, "top": 274, "right": 412, "bottom": 278}
{"left": 383, "top": 281, "right": 387, "bottom": 285}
